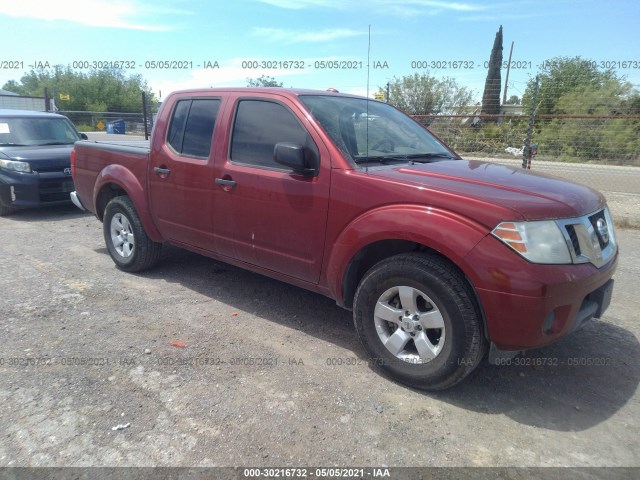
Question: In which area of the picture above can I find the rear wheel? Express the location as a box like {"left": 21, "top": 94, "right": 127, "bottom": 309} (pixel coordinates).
{"left": 103, "top": 196, "right": 162, "bottom": 272}
{"left": 353, "top": 253, "right": 487, "bottom": 390}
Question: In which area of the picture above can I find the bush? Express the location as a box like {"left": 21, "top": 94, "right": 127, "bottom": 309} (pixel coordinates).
{"left": 430, "top": 118, "right": 527, "bottom": 156}
{"left": 74, "top": 123, "right": 96, "bottom": 132}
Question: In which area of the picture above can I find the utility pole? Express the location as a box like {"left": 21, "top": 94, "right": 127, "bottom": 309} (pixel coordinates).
{"left": 142, "top": 91, "right": 149, "bottom": 140}
{"left": 502, "top": 41, "right": 514, "bottom": 105}
{"left": 522, "top": 75, "right": 539, "bottom": 169}
{"left": 386, "top": 82, "right": 390, "bottom": 103}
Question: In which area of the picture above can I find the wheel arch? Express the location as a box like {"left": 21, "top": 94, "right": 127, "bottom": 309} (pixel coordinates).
{"left": 341, "top": 239, "right": 428, "bottom": 309}
{"left": 328, "top": 205, "right": 488, "bottom": 315}
{"left": 92, "top": 165, "right": 163, "bottom": 242}
{"left": 341, "top": 240, "right": 488, "bottom": 338}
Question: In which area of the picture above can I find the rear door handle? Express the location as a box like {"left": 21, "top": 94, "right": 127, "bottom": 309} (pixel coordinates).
{"left": 154, "top": 167, "right": 171, "bottom": 176}
{"left": 215, "top": 178, "right": 237, "bottom": 187}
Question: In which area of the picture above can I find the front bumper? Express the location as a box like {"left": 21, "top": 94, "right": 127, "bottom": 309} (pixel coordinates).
{"left": 0, "top": 169, "right": 74, "bottom": 209}
{"left": 465, "top": 234, "right": 618, "bottom": 351}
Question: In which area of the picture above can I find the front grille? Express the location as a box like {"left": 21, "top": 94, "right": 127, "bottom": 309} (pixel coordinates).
{"left": 38, "top": 177, "right": 74, "bottom": 203}
{"left": 556, "top": 207, "right": 616, "bottom": 268}
{"left": 40, "top": 191, "right": 72, "bottom": 202}
{"left": 33, "top": 166, "right": 70, "bottom": 174}
{"left": 565, "top": 225, "right": 581, "bottom": 256}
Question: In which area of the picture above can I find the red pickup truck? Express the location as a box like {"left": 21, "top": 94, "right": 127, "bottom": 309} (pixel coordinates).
{"left": 70, "top": 88, "right": 617, "bottom": 390}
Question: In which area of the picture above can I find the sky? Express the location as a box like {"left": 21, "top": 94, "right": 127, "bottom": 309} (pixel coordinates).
{"left": 1, "top": 0, "right": 639, "bottom": 103}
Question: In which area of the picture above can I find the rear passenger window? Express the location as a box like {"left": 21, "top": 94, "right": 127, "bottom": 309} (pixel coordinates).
{"left": 231, "top": 100, "right": 315, "bottom": 168}
{"left": 167, "top": 99, "right": 220, "bottom": 158}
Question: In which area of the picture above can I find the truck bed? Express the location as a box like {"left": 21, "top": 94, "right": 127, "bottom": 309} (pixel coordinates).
{"left": 72, "top": 140, "right": 151, "bottom": 216}
{"left": 79, "top": 139, "right": 150, "bottom": 151}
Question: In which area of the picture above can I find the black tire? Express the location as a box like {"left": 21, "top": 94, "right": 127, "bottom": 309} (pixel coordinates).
{"left": 103, "top": 195, "right": 162, "bottom": 272}
{"left": 353, "top": 253, "right": 487, "bottom": 390}
{"left": 0, "top": 202, "right": 16, "bottom": 217}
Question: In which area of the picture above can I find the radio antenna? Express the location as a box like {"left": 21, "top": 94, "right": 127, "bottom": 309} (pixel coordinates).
{"left": 366, "top": 24, "right": 371, "bottom": 174}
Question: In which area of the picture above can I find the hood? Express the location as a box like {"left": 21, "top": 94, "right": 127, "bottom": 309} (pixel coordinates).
{"left": 369, "top": 159, "right": 605, "bottom": 222}
{"left": 0, "top": 144, "right": 74, "bottom": 171}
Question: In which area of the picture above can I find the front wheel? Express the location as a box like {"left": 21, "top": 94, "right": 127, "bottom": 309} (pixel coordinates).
{"left": 103, "top": 195, "right": 162, "bottom": 272}
{"left": 353, "top": 253, "right": 487, "bottom": 390}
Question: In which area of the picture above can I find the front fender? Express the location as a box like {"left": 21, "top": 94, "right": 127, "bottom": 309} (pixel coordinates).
{"left": 93, "top": 164, "right": 163, "bottom": 242}
{"left": 325, "top": 204, "right": 489, "bottom": 304}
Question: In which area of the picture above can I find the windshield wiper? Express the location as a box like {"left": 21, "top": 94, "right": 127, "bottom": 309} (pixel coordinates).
{"left": 0, "top": 142, "right": 29, "bottom": 146}
{"left": 35, "top": 141, "right": 74, "bottom": 146}
{"left": 401, "top": 153, "right": 459, "bottom": 163}
{"left": 353, "top": 156, "right": 410, "bottom": 165}
{"left": 354, "top": 152, "right": 458, "bottom": 165}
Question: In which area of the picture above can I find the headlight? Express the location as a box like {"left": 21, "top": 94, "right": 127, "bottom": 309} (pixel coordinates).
{"left": 0, "top": 158, "right": 31, "bottom": 173}
{"left": 492, "top": 220, "right": 572, "bottom": 264}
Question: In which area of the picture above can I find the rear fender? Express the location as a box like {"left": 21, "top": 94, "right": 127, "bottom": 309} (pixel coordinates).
{"left": 93, "top": 164, "right": 163, "bottom": 242}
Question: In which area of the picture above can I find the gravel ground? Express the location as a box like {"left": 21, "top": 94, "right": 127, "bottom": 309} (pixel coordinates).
{"left": 0, "top": 204, "right": 638, "bottom": 472}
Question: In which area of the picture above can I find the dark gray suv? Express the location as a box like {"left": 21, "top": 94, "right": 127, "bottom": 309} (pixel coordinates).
{"left": 0, "top": 109, "right": 87, "bottom": 216}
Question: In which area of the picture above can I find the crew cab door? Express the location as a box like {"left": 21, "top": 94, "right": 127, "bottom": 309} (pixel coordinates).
{"left": 148, "top": 97, "right": 221, "bottom": 250}
{"left": 212, "top": 96, "right": 331, "bottom": 284}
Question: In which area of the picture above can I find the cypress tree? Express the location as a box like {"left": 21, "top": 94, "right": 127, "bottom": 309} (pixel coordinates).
{"left": 481, "top": 25, "right": 503, "bottom": 116}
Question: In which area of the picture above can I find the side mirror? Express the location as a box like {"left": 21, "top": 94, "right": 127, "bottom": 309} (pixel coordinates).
{"left": 80, "top": 133, "right": 88, "bottom": 140}
{"left": 274, "top": 142, "right": 319, "bottom": 177}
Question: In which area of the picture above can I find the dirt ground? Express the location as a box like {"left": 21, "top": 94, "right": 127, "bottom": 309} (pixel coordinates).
{"left": 0, "top": 204, "right": 638, "bottom": 471}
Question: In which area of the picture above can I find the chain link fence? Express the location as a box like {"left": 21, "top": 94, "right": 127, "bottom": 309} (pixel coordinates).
{"left": 60, "top": 111, "right": 148, "bottom": 136}
{"left": 418, "top": 114, "right": 640, "bottom": 168}
{"left": 61, "top": 92, "right": 157, "bottom": 138}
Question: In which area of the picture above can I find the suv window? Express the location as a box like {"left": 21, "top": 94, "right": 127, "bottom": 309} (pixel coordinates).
{"left": 0, "top": 117, "right": 80, "bottom": 146}
{"left": 230, "top": 100, "right": 315, "bottom": 168}
{"left": 167, "top": 99, "right": 220, "bottom": 158}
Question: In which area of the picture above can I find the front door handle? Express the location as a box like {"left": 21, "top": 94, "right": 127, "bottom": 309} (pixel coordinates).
{"left": 215, "top": 178, "right": 237, "bottom": 188}
{"left": 154, "top": 167, "right": 171, "bottom": 176}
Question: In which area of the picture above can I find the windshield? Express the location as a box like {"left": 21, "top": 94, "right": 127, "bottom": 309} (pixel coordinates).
{"left": 299, "top": 95, "right": 458, "bottom": 166}
{"left": 0, "top": 117, "right": 81, "bottom": 146}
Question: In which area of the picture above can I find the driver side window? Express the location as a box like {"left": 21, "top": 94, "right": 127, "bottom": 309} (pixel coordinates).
{"left": 230, "top": 99, "right": 317, "bottom": 169}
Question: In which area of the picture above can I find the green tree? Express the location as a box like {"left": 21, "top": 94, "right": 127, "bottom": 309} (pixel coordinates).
{"left": 534, "top": 79, "right": 639, "bottom": 163}
{"left": 2, "top": 66, "right": 154, "bottom": 112}
{"left": 553, "top": 79, "right": 632, "bottom": 115}
{"left": 615, "top": 90, "right": 640, "bottom": 115}
{"left": 246, "top": 75, "right": 283, "bottom": 87}
{"left": 2, "top": 79, "right": 26, "bottom": 95}
{"left": 505, "top": 95, "right": 520, "bottom": 105}
{"left": 523, "top": 59, "right": 640, "bottom": 164}
{"left": 383, "top": 73, "right": 474, "bottom": 120}
{"left": 481, "top": 25, "right": 503, "bottom": 115}
{"left": 522, "top": 56, "right": 617, "bottom": 115}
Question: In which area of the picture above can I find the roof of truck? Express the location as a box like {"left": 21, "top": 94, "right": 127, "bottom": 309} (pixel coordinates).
{"left": 166, "top": 87, "right": 369, "bottom": 99}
